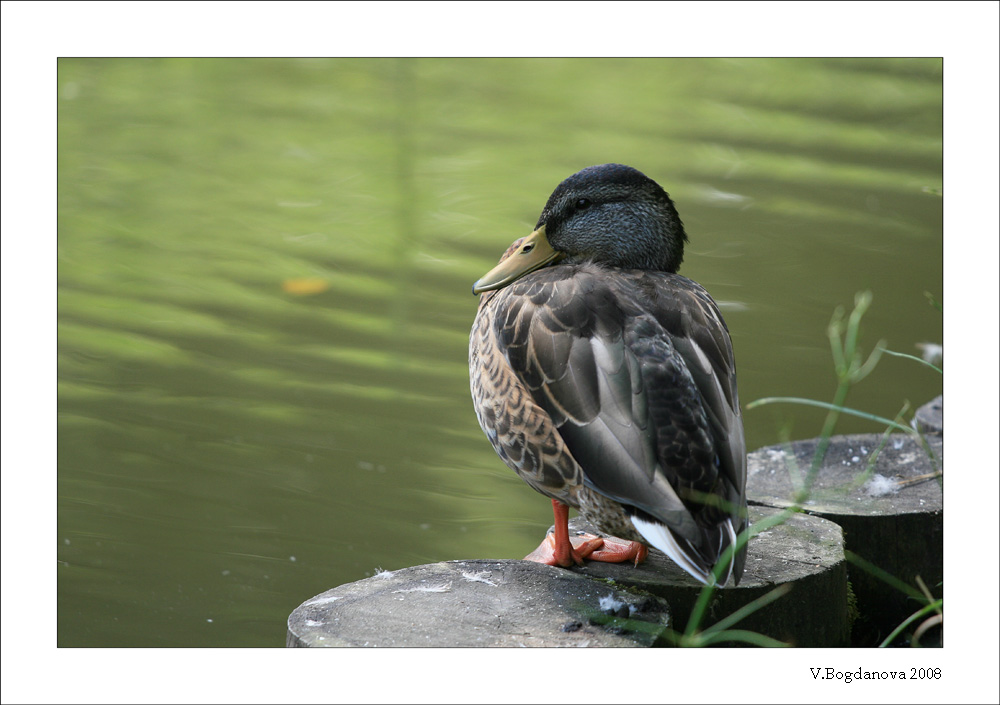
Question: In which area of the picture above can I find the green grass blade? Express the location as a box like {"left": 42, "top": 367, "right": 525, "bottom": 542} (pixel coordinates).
{"left": 746, "top": 396, "right": 919, "bottom": 436}
{"left": 844, "top": 550, "right": 927, "bottom": 603}
{"left": 881, "top": 347, "right": 943, "bottom": 374}
{"left": 879, "top": 600, "right": 943, "bottom": 647}
{"left": 697, "top": 629, "right": 792, "bottom": 648}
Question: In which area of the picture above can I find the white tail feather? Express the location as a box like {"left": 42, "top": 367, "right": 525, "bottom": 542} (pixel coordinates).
{"left": 630, "top": 515, "right": 738, "bottom": 586}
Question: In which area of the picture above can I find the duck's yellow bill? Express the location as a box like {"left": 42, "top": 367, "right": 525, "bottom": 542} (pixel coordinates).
{"left": 472, "top": 225, "right": 562, "bottom": 294}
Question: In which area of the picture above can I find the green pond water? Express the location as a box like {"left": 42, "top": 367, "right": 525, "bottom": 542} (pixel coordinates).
{"left": 57, "top": 58, "right": 942, "bottom": 647}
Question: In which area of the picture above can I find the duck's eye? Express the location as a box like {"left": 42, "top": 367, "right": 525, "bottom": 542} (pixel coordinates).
{"left": 575, "top": 198, "right": 592, "bottom": 210}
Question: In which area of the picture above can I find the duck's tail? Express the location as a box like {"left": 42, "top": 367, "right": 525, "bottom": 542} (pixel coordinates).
{"left": 630, "top": 514, "right": 743, "bottom": 586}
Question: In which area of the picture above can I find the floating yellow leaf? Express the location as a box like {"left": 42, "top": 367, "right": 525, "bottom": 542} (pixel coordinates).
{"left": 282, "top": 278, "right": 329, "bottom": 296}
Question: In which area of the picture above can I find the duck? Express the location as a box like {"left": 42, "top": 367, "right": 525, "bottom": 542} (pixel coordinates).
{"left": 469, "top": 163, "right": 747, "bottom": 586}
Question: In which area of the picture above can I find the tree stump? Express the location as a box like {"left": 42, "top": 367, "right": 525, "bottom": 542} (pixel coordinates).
{"left": 566, "top": 505, "right": 849, "bottom": 647}
{"left": 746, "top": 432, "right": 943, "bottom": 645}
{"left": 287, "top": 559, "right": 671, "bottom": 647}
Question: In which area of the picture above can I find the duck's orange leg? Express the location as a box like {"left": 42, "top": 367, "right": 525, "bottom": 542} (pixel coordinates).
{"left": 524, "top": 499, "right": 649, "bottom": 567}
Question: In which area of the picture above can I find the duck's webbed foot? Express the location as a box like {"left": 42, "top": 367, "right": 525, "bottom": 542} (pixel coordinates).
{"left": 523, "top": 499, "right": 648, "bottom": 567}
{"left": 525, "top": 531, "right": 606, "bottom": 567}
{"left": 586, "top": 535, "right": 648, "bottom": 566}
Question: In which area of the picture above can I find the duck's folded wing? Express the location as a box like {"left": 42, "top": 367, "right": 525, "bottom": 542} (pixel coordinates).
{"left": 495, "top": 269, "right": 744, "bottom": 554}
{"left": 650, "top": 274, "right": 746, "bottom": 522}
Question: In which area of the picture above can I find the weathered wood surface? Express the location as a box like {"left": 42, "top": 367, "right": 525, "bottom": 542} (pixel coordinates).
{"left": 746, "top": 432, "right": 943, "bottom": 645}
{"left": 566, "top": 506, "right": 849, "bottom": 647}
{"left": 287, "top": 559, "right": 671, "bottom": 647}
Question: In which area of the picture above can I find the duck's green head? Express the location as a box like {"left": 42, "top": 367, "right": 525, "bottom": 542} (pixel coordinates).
{"left": 473, "top": 164, "right": 688, "bottom": 295}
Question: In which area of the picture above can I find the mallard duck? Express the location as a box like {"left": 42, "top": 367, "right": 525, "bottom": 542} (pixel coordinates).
{"left": 469, "top": 164, "right": 747, "bottom": 585}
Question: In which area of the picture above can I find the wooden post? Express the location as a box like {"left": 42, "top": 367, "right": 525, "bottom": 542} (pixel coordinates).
{"left": 746, "top": 432, "right": 942, "bottom": 645}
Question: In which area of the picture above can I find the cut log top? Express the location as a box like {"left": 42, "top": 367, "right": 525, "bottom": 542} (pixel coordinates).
{"left": 287, "top": 559, "right": 672, "bottom": 648}
{"left": 747, "top": 433, "right": 942, "bottom": 517}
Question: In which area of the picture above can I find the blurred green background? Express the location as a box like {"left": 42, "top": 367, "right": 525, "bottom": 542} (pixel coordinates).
{"left": 57, "top": 58, "right": 942, "bottom": 647}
